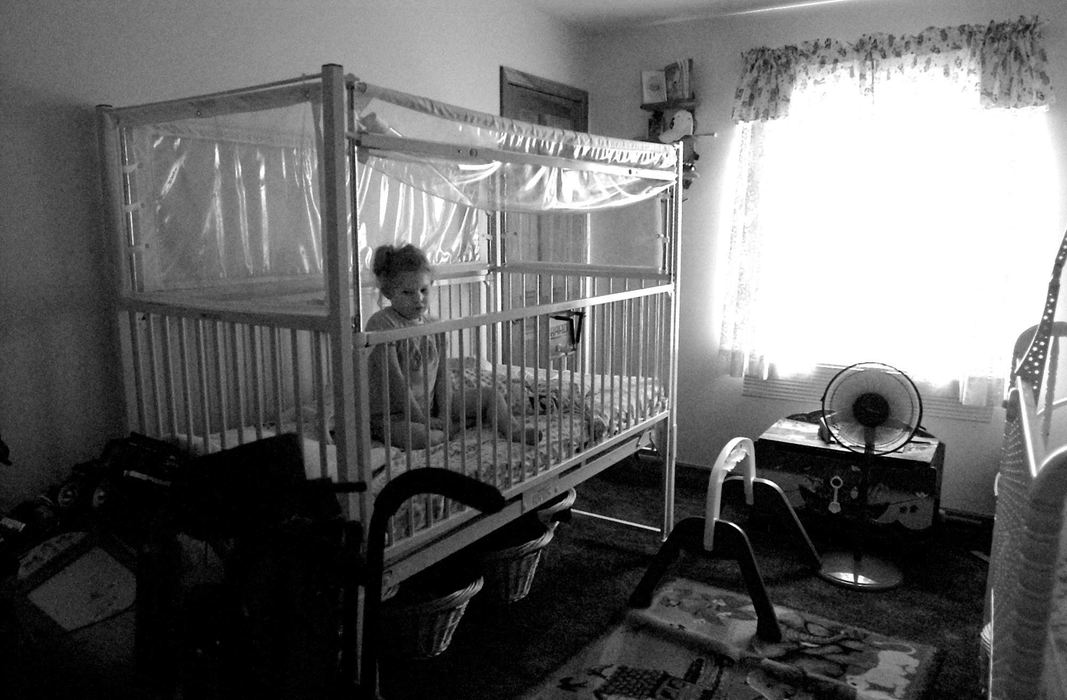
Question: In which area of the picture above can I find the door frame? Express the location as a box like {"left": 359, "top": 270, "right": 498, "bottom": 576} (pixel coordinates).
{"left": 499, "top": 67, "right": 588, "bottom": 132}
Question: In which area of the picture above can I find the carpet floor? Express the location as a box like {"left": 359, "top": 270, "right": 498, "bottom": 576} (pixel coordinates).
{"left": 378, "top": 458, "right": 989, "bottom": 699}
{"left": 2, "top": 457, "right": 990, "bottom": 699}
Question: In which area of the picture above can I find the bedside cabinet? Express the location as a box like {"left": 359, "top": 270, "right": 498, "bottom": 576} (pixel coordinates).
{"left": 754, "top": 418, "right": 944, "bottom": 531}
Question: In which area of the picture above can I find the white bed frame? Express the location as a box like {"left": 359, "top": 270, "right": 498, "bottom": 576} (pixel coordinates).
{"left": 96, "top": 64, "right": 682, "bottom": 589}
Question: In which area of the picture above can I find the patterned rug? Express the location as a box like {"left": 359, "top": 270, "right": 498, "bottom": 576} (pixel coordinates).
{"left": 523, "top": 579, "right": 941, "bottom": 700}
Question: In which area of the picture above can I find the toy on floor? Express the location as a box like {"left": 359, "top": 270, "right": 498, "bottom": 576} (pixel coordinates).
{"left": 629, "top": 437, "right": 821, "bottom": 643}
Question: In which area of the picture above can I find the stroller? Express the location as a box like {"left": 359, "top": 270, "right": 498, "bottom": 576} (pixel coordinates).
{"left": 133, "top": 432, "right": 503, "bottom": 699}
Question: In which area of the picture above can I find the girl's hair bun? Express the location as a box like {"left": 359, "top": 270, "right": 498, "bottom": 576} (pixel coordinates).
{"left": 372, "top": 244, "right": 432, "bottom": 286}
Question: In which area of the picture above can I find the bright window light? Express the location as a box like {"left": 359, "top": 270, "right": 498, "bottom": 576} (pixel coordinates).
{"left": 729, "top": 60, "right": 1059, "bottom": 387}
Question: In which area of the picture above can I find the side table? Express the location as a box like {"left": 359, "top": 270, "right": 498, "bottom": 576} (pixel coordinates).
{"left": 754, "top": 418, "right": 944, "bottom": 589}
{"left": 754, "top": 418, "right": 944, "bottom": 530}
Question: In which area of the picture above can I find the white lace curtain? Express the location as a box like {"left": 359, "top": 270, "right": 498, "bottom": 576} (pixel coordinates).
{"left": 719, "top": 17, "right": 1055, "bottom": 406}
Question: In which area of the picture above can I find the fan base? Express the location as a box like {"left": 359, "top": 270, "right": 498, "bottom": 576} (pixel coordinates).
{"left": 818, "top": 550, "right": 903, "bottom": 591}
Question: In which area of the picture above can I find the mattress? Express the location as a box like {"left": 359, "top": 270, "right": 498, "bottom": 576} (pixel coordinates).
{"left": 170, "top": 362, "right": 666, "bottom": 539}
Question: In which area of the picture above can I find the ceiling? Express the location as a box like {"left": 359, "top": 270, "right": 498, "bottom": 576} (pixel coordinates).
{"left": 525, "top": 0, "right": 867, "bottom": 30}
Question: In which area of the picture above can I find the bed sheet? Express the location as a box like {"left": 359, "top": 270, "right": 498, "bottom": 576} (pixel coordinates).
{"left": 377, "top": 363, "right": 665, "bottom": 538}
{"left": 169, "top": 404, "right": 596, "bottom": 542}
{"left": 170, "top": 362, "right": 666, "bottom": 540}
{"left": 168, "top": 409, "right": 595, "bottom": 495}
{"left": 477, "top": 363, "right": 667, "bottom": 433}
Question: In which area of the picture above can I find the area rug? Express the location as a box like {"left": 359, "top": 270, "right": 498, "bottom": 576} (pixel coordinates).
{"left": 523, "top": 579, "right": 941, "bottom": 700}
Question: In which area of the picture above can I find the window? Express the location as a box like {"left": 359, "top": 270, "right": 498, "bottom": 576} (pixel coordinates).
{"left": 721, "top": 19, "right": 1057, "bottom": 406}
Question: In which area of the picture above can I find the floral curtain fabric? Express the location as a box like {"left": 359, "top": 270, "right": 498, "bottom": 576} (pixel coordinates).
{"left": 721, "top": 17, "right": 1055, "bottom": 407}
{"left": 732, "top": 16, "right": 1053, "bottom": 123}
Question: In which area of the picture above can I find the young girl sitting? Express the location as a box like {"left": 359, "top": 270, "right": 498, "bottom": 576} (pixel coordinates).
{"left": 366, "top": 243, "right": 540, "bottom": 449}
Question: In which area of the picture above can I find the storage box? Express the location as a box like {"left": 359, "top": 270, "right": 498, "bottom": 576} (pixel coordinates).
{"left": 754, "top": 418, "right": 944, "bottom": 531}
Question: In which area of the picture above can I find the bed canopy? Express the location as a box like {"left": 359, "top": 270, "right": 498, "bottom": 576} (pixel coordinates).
{"left": 109, "top": 73, "right": 679, "bottom": 300}
{"left": 352, "top": 80, "right": 677, "bottom": 213}
{"left": 99, "top": 63, "right": 684, "bottom": 591}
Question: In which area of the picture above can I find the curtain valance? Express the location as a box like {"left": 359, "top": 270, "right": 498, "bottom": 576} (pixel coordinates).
{"left": 732, "top": 16, "right": 1053, "bottom": 122}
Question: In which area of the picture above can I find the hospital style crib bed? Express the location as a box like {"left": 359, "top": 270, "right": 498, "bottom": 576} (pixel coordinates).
{"left": 96, "top": 63, "right": 683, "bottom": 592}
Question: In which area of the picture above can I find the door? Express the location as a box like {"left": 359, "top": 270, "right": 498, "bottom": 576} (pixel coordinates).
{"left": 499, "top": 67, "right": 589, "bottom": 266}
{"left": 500, "top": 66, "right": 587, "bottom": 131}
{"left": 499, "top": 68, "right": 590, "bottom": 366}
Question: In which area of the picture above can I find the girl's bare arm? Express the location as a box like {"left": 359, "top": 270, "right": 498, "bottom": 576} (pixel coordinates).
{"left": 431, "top": 332, "right": 453, "bottom": 431}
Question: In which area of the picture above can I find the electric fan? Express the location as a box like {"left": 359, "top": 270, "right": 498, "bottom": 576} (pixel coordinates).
{"left": 818, "top": 362, "right": 923, "bottom": 590}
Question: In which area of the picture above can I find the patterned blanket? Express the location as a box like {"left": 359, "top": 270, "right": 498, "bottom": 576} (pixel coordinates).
{"left": 525, "top": 579, "right": 941, "bottom": 700}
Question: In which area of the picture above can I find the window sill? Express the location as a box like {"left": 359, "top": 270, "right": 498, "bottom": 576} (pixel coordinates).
{"left": 740, "top": 365, "right": 995, "bottom": 423}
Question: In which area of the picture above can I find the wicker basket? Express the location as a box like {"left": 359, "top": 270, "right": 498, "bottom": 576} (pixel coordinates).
{"left": 478, "top": 520, "right": 554, "bottom": 604}
{"left": 379, "top": 571, "right": 483, "bottom": 659}
{"left": 535, "top": 488, "right": 577, "bottom": 531}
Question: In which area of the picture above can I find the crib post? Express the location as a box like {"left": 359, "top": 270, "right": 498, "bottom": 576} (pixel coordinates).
{"left": 661, "top": 143, "right": 683, "bottom": 539}
{"left": 321, "top": 63, "right": 359, "bottom": 516}
{"left": 98, "top": 104, "right": 140, "bottom": 434}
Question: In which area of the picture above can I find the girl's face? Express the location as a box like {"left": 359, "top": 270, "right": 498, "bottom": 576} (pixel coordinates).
{"left": 384, "top": 270, "right": 433, "bottom": 320}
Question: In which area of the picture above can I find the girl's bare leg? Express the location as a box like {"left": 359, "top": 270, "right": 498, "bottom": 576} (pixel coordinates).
{"left": 450, "top": 387, "right": 540, "bottom": 444}
{"left": 379, "top": 417, "right": 446, "bottom": 449}
{"left": 491, "top": 392, "right": 540, "bottom": 444}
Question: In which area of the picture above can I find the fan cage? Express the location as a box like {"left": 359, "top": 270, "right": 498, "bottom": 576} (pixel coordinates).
{"left": 820, "top": 362, "right": 923, "bottom": 455}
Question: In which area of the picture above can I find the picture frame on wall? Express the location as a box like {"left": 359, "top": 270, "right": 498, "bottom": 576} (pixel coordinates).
{"left": 664, "top": 59, "right": 693, "bottom": 102}
{"left": 641, "top": 70, "right": 667, "bottom": 104}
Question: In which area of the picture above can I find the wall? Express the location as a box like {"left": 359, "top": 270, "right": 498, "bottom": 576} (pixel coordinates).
{"left": 583, "top": 0, "right": 1067, "bottom": 515}
{"left": 4, "top": 0, "right": 1058, "bottom": 517}
{"left": 0, "top": 0, "right": 587, "bottom": 510}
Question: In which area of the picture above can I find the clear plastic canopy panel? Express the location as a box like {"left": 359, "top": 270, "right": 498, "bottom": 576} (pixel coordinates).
{"left": 120, "top": 75, "right": 677, "bottom": 297}
{"left": 353, "top": 79, "right": 677, "bottom": 272}
{"left": 122, "top": 99, "right": 324, "bottom": 295}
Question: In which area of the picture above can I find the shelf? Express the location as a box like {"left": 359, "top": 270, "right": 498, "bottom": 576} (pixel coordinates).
{"left": 640, "top": 98, "right": 698, "bottom": 113}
